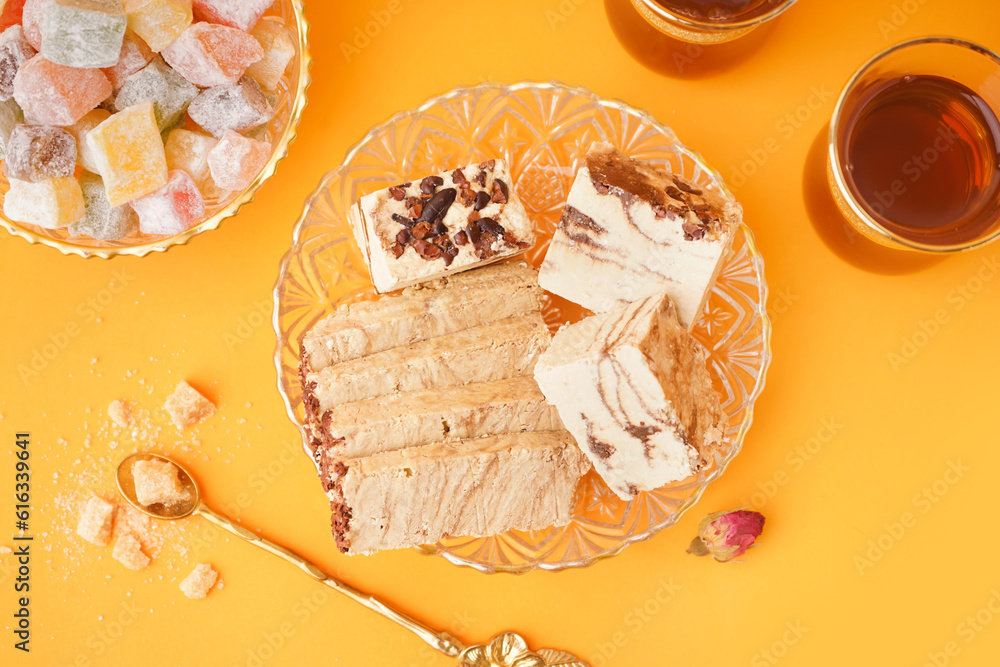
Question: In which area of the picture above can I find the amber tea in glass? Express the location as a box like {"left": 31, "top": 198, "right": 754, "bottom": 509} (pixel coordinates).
{"left": 829, "top": 37, "right": 1000, "bottom": 252}
{"left": 629, "top": 0, "right": 797, "bottom": 43}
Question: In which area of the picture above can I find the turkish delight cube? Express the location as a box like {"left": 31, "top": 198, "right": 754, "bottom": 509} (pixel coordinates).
{"left": 122, "top": 0, "right": 191, "bottom": 52}
{"left": 85, "top": 100, "right": 167, "bottom": 205}
{"left": 4, "top": 122, "right": 76, "bottom": 181}
{"left": 12, "top": 54, "right": 111, "bottom": 125}
{"left": 68, "top": 172, "right": 139, "bottom": 239}
{"left": 114, "top": 56, "right": 197, "bottom": 130}
{"left": 40, "top": 0, "right": 127, "bottom": 68}
{"left": 207, "top": 129, "right": 269, "bottom": 191}
{"left": 4, "top": 174, "right": 84, "bottom": 227}
{"left": 130, "top": 168, "right": 204, "bottom": 235}
{"left": 193, "top": 0, "right": 272, "bottom": 32}
{"left": 0, "top": 25, "right": 35, "bottom": 101}
{"left": 245, "top": 19, "right": 293, "bottom": 92}
{"left": 161, "top": 21, "right": 261, "bottom": 87}
{"left": 186, "top": 75, "right": 271, "bottom": 138}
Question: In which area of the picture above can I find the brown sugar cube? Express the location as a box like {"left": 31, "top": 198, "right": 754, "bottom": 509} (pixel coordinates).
{"left": 76, "top": 496, "right": 116, "bottom": 546}
{"left": 164, "top": 381, "right": 216, "bottom": 429}
{"left": 112, "top": 534, "right": 150, "bottom": 570}
{"left": 133, "top": 459, "right": 192, "bottom": 507}
{"left": 108, "top": 399, "right": 132, "bottom": 428}
{"left": 179, "top": 563, "right": 219, "bottom": 599}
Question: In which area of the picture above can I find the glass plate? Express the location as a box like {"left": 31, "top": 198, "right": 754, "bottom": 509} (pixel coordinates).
{"left": 273, "top": 82, "right": 772, "bottom": 574}
{"left": 0, "top": 0, "right": 311, "bottom": 259}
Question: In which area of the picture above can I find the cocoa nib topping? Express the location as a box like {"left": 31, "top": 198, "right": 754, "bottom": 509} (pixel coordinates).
{"left": 410, "top": 221, "right": 432, "bottom": 239}
{"left": 594, "top": 181, "right": 611, "bottom": 195}
{"left": 390, "top": 187, "right": 460, "bottom": 264}
{"left": 414, "top": 188, "right": 456, "bottom": 224}
{"left": 392, "top": 213, "right": 415, "bottom": 227}
{"left": 465, "top": 220, "right": 481, "bottom": 244}
{"left": 479, "top": 159, "right": 496, "bottom": 170}
{"left": 477, "top": 217, "right": 504, "bottom": 236}
{"left": 458, "top": 187, "right": 476, "bottom": 207}
{"left": 653, "top": 206, "right": 668, "bottom": 219}
{"left": 682, "top": 221, "right": 708, "bottom": 241}
{"left": 454, "top": 230, "right": 469, "bottom": 245}
{"left": 388, "top": 186, "right": 406, "bottom": 201}
{"left": 412, "top": 239, "right": 441, "bottom": 259}
{"left": 473, "top": 190, "right": 491, "bottom": 211}
{"left": 451, "top": 168, "right": 468, "bottom": 185}
{"left": 420, "top": 175, "right": 444, "bottom": 194}
{"left": 467, "top": 210, "right": 480, "bottom": 223}
{"left": 492, "top": 179, "right": 509, "bottom": 204}
{"left": 473, "top": 170, "right": 487, "bottom": 186}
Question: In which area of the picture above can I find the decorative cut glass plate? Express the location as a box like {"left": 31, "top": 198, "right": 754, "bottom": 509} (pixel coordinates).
{"left": 273, "top": 82, "right": 771, "bottom": 574}
{"left": 0, "top": 0, "right": 311, "bottom": 259}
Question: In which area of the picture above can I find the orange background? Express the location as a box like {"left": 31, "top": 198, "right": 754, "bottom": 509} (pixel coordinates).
{"left": 3, "top": 1, "right": 1000, "bottom": 665}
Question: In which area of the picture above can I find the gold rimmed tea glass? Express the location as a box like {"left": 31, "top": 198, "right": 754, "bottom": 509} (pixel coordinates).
{"left": 828, "top": 36, "right": 1000, "bottom": 253}
{"left": 629, "top": 0, "right": 799, "bottom": 44}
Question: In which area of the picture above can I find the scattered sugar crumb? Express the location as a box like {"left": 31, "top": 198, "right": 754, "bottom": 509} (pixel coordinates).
{"left": 0, "top": 546, "right": 11, "bottom": 554}
{"left": 180, "top": 564, "right": 219, "bottom": 599}
{"left": 112, "top": 534, "right": 150, "bottom": 571}
{"left": 76, "top": 496, "right": 116, "bottom": 547}
{"left": 108, "top": 400, "right": 132, "bottom": 428}
{"left": 164, "top": 381, "right": 216, "bottom": 429}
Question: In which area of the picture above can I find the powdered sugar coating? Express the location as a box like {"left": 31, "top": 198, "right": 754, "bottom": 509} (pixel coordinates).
{"left": 4, "top": 122, "right": 75, "bottom": 181}
{"left": 86, "top": 100, "right": 167, "bottom": 205}
{"left": 0, "top": 96, "right": 22, "bottom": 158}
{"left": 13, "top": 54, "right": 111, "bottom": 125}
{"left": 21, "top": 0, "right": 47, "bottom": 50}
{"left": 122, "top": 0, "right": 192, "bottom": 52}
{"left": 207, "top": 129, "right": 268, "bottom": 191}
{"left": 186, "top": 75, "right": 271, "bottom": 138}
{"left": 0, "top": 24, "right": 35, "bottom": 100}
{"left": 101, "top": 29, "right": 152, "bottom": 89}
{"left": 40, "top": 0, "right": 127, "bottom": 68}
{"left": 193, "top": 0, "right": 272, "bottom": 32}
{"left": 161, "top": 21, "right": 261, "bottom": 87}
{"left": 114, "top": 55, "right": 197, "bottom": 130}
{"left": 65, "top": 107, "right": 109, "bottom": 173}
{"left": 3, "top": 174, "right": 84, "bottom": 227}
{"left": 69, "top": 172, "right": 139, "bottom": 239}
{"left": 131, "top": 169, "right": 204, "bottom": 235}
{"left": 245, "top": 19, "right": 292, "bottom": 92}
{"left": 163, "top": 127, "right": 216, "bottom": 190}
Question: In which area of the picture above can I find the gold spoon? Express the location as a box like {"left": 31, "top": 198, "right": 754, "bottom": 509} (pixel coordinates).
{"left": 116, "top": 453, "right": 588, "bottom": 667}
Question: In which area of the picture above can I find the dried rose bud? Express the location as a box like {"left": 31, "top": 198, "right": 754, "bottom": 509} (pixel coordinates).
{"left": 687, "top": 509, "right": 765, "bottom": 562}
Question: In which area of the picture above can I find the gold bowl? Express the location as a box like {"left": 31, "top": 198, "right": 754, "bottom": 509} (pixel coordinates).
{"left": 0, "top": 0, "right": 311, "bottom": 259}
